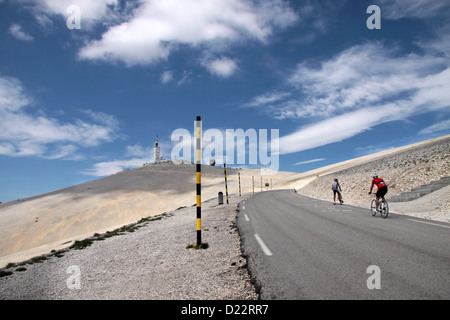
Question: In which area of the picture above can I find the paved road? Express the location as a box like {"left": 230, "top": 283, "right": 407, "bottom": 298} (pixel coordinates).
{"left": 237, "top": 190, "right": 450, "bottom": 299}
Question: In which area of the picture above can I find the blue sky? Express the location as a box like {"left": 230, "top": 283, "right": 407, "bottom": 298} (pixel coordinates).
{"left": 1, "top": 0, "right": 449, "bottom": 202}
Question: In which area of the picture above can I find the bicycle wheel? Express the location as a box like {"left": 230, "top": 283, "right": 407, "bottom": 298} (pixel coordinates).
{"left": 371, "top": 199, "right": 377, "bottom": 216}
{"left": 381, "top": 200, "right": 389, "bottom": 219}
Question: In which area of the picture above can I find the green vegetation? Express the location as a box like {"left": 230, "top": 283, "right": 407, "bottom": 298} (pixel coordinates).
{"left": 186, "top": 242, "right": 209, "bottom": 250}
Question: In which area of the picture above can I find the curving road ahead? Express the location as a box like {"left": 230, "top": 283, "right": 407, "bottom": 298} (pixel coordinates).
{"left": 237, "top": 190, "right": 450, "bottom": 299}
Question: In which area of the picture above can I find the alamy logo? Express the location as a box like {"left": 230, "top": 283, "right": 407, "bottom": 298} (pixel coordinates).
{"left": 366, "top": 5, "right": 381, "bottom": 30}
{"left": 366, "top": 265, "right": 381, "bottom": 289}
{"left": 66, "top": 5, "right": 81, "bottom": 30}
{"left": 171, "top": 125, "right": 279, "bottom": 174}
{"left": 66, "top": 265, "right": 81, "bottom": 290}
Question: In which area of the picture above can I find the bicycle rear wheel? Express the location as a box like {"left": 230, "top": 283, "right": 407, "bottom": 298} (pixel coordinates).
{"left": 371, "top": 199, "right": 377, "bottom": 216}
{"left": 381, "top": 200, "right": 389, "bottom": 219}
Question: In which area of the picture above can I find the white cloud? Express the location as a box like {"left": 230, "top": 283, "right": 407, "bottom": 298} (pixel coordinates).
{"left": 293, "top": 158, "right": 325, "bottom": 166}
{"left": 28, "top": 0, "right": 120, "bottom": 23}
{"left": 76, "top": 0, "right": 298, "bottom": 66}
{"left": 81, "top": 158, "right": 148, "bottom": 177}
{"left": 279, "top": 106, "right": 395, "bottom": 154}
{"left": 177, "top": 70, "right": 192, "bottom": 85}
{"left": 82, "top": 137, "right": 179, "bottom": 176}
{"left": 204, "top": 57, "right": 238, "bottom": 77}
{"left": 417, "top": 31, "right": 450, "bottom": 58}
{"left": 286, "top": 43, "right": 447, "bottom": 117}
{"left": 379, "top": 0, "right": 450, "bottom": 19}
{"left": 125, "top": 144, "right": 153, "bottom": 157}
{"left": 22, "top": 0, "right": 298, "bottom": 76}
{"left": 0, "top": 75, "right": 120, "bottom": 159}
{"left": 250, "top": 41, "right": 450, "bottom": 154}
{"left": 160, "top": 70, "right": 173, "bottom": 84}
{"left": 8, "top": 24, "right": 33, "bottom": 41}
{"left": 83, "top": 141, "right": 163, "bottom": 176}
{"left": 244, "top": 91, "right": 291, "bottom": 108}
{"left": 419, "top": 119, "right": 450, "bottom": 135}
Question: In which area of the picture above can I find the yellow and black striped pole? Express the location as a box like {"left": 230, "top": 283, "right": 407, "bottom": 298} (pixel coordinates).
{"left": 238, "top": 172, "right": 241, "bottom": 197}
{"left": 224, "top": 163, "right": 229, "bottom": 204}
{"left": 252, "top": 176, "right": 254, "bottom": 193}
{"left": 196, "top": 116, "right": 202, "bottom": 246}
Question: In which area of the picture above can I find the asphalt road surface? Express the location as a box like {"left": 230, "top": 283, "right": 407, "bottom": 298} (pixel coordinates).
{"left": 237, "top": 190, "right": 450, "bottom": 299}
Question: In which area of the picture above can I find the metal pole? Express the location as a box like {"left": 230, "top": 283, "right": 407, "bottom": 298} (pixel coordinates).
{"left": 238, "top": 172, "right": 241, "bottom": 197}
{"left": 196, "top": 116, "right": 201, "bottom": 246}
{"left": 224, "top": 163, "right": 229, "bottom": 204}
{"left": 252, "top": 176, "right": 254, "bottom": 193}
{"left": 261, "top": 176, "right": 262, "bottom": 192}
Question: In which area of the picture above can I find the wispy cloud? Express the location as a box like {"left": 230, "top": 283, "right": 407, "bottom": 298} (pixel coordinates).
{"left": 125, "top": 144, "right": 153, "bottom": 158}
{"left": 160, "top": 70, "right": 174, "bottom": 84}
{"left": 419, "top": 119, "right": 450, "bottom": 135}
{"left": 82, "top": 142, "right": 159, "bottom": 176}
{"left": 204, "top": 57, "right": 239, "bottom": 78}
{"left": 378, "top": 0, "right": 450, "bottom": 19}
{"left": 0, "top": 75, "right": 121, "bottom": 159}
{"left": 293, "top": 158, "right": 325, "bottom": 166}
{"left": 278, "top": 107, "right": 393, "bottom": 154}
{"left": 8, "top": 24, "right": 33, "bottom": 41}
{"left": 246, "top": 39, "right": 450, "bottom": 154}
{"left": 82, "top": 137, "right": 179, "bottom": 177}
{"left": 244, "top": 92, "right": 291, "bottom": 108}
{"left": 25, "top": 0, "right": 122, "bottom": 28}
{"left": 80, "top": 158, "right": 148, "bottom": 177}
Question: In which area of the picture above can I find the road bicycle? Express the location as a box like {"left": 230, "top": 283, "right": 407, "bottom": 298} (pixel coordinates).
{"left": 333, "top": 190, "right": 344, "bottom": 205}
{"left": 337, "top": 192, "right": 344, "bottom": 205}
{"left": 370, "top": 194, "right": 389, "bottom": 218}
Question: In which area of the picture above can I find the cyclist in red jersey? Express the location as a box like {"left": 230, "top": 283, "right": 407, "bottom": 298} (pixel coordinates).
{"left": 368, "top": 174, "right": 388, "bottom": 213}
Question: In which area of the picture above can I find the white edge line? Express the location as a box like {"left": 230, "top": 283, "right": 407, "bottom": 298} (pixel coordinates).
{"left": 407, "top": 218, "right": 450, "bottom": 229}
{"left": 254, "top": 234, "right": 273, "bottom": 256}
{"left": 244, "top": 214, "right": 250, "bottom": 222}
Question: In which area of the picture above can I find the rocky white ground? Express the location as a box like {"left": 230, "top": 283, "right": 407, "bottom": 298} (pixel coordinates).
{"left": 286, "top": 135, "right": 450, "bottom": 223}
{"left": 0, "top": 195, "right": 257, "bottom": 300}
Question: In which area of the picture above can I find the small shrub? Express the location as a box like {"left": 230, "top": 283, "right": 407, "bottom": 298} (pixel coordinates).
{"left": 186, "top": 243, "right": 209, "bottom": 250}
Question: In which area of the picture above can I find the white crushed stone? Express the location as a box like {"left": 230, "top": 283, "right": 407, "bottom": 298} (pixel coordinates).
{"left": 0, "top": 195, "right": 257, "bottom": 300}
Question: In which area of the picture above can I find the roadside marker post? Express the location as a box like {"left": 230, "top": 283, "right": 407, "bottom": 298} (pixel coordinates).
{"left": 252, "top": 176, "right": 254, "bottom": 193}
{"left": 238, "top": 172, "right": 241, "bottom": 197}
{"left": 224, "top": 163, "right": 229, "bottom": 204}
{"left": 196, "top": 116, "right": 202, "bottom": 246}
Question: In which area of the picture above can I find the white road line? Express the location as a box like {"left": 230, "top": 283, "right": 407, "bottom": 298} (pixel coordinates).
{"left": 244, "top": 214, "right": 250, "bottom": 222}
{"left": 254, "top": 234, "right": 273, "bottom": 256}
{"left": 407, "top": 219, "right": 450, "bottom": 229}
{"left": 242, "top": 205, "right": 245, "bottom": 210}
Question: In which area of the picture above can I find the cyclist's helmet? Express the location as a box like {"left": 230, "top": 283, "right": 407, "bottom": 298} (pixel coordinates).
{"left": 373, "top": 174, "right": 378, "bottom": 179}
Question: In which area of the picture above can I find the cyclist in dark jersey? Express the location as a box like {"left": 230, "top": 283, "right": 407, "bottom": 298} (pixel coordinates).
{"left": 332, "top": 178, "right": 343, "bottom": 205}
{"left": 368, "top": 174, "right": 388, "bottom": 213}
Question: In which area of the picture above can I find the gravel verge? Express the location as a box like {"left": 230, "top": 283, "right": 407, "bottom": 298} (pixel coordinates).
{"left": 0, "top": 195, "right": 257, "bottom": 300}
